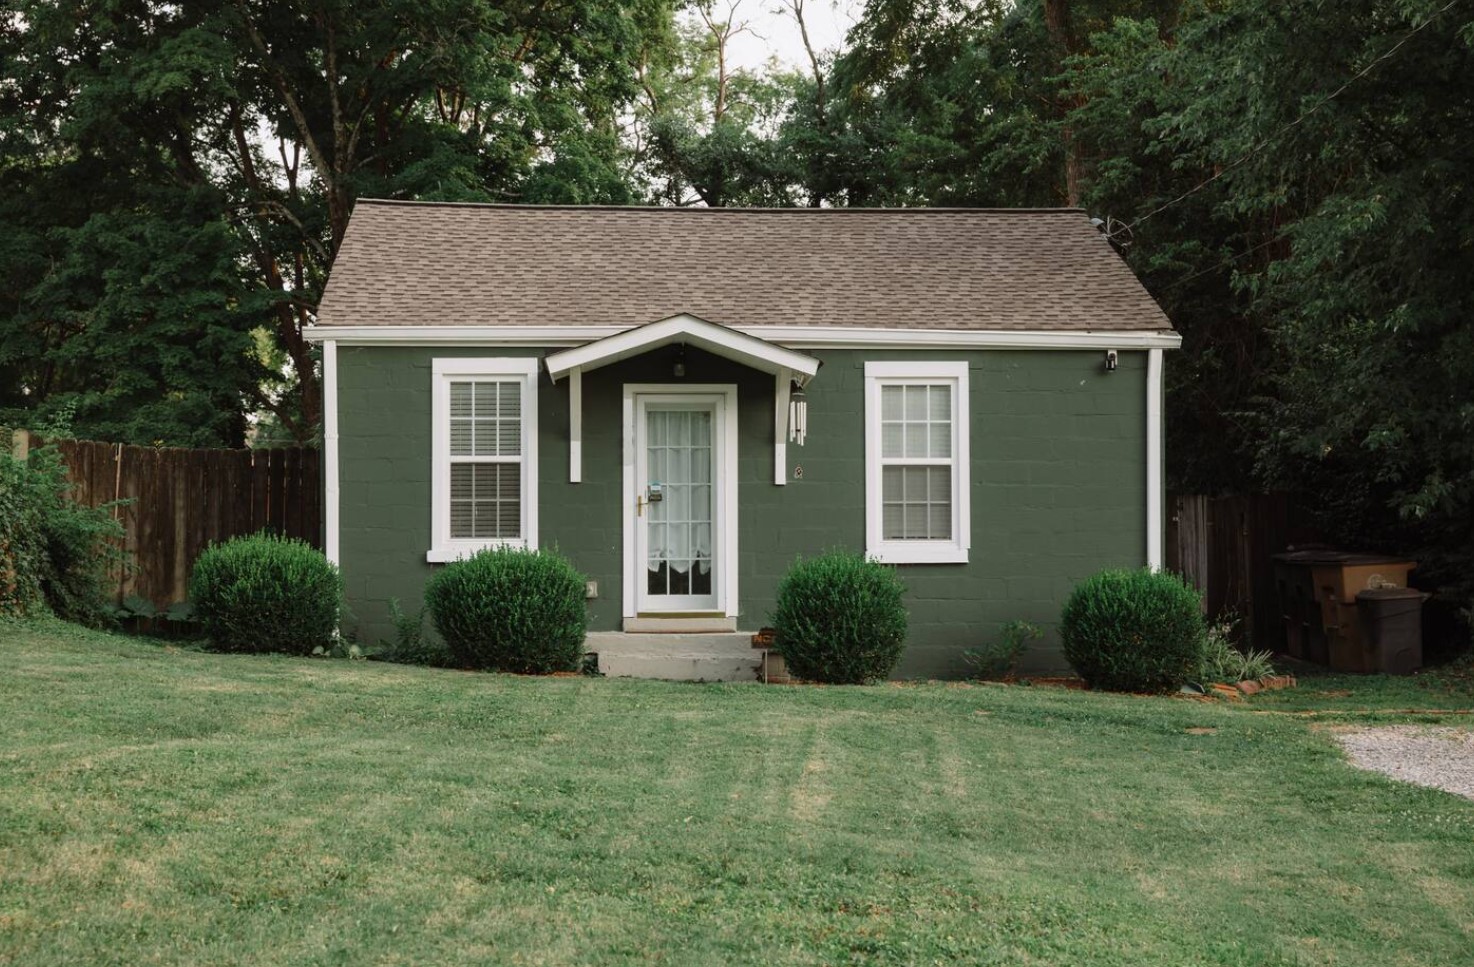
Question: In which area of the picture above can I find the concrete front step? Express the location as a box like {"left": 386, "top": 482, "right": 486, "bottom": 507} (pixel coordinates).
{"left": 586, "top": 631, "right": 761, "bottom": 682}
{"left": 621, "top": 615, "right": 737, "bottom": 633}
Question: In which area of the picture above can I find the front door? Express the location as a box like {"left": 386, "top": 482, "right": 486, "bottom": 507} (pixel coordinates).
{"left": 634, "top": 393, "right": 725, "bottom": 613}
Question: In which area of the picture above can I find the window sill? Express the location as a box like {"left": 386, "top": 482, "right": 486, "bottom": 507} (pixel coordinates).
{"left": 427, "top": 540, "right": 530, "bottom": 563}
{"left": 867, "top": 543, "right": 969, "bottom": 565}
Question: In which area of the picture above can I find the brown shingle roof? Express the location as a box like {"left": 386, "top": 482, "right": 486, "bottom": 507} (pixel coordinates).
{"left": 315, "top": 201, "right": 1173, "bottom": 332}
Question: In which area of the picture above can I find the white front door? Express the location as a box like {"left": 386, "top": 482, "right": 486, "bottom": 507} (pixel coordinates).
{"left": 634, "top": 393, "right": 726, "bottom": 613}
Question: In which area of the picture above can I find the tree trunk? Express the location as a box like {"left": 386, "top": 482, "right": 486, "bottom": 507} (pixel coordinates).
{"left": 1043, "top": 0, "right": 1084, "bottom": 207}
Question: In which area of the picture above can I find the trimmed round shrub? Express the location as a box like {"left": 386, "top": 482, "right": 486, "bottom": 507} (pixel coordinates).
{"left": 771, "top": 550, "right": 908, "bottom": 684}
{"left": 188, "top": 532, "right": 341, "bottom": 654}
{"left": 1060, "top": 568, "right": 1206, "bottom": 693}
{"left": 424, "top": 547, "right": 587, "bottom": 673}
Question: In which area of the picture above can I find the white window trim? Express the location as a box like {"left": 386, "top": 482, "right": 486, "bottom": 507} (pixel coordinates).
{"left": 428, "top": 357, "right": 539, "bottom": 563}
{"left": 864, "top": 361, "right": 970, "bottom": 564}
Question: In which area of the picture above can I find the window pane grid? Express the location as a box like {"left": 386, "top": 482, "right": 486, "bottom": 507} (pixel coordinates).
{"left": 880, "top": 384, "right": 951, "bottom": 461}
{"left": 449, "top": 463, "right": 522, "bottom": 540}
{"left": 644, "top": 408, "right": 714, "bottom": 597}
{"left": 881, "top": 465, "right": 952, "bottom": 541}
{"left": 449, "top": 379, "right": 522, "bottom": 459}
{"left": 877, "top": 380, "right": 955, "bottom": 543}
{"left": 445, "top": 376, "right": 524, "bottom": 542}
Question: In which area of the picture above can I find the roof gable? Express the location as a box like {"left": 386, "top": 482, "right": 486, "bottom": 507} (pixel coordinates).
{"left": 544, "top": 314, "right": 820, "bottom": 383}
{"left": 315, "top": 201, "right": 1174, "bottom": 334}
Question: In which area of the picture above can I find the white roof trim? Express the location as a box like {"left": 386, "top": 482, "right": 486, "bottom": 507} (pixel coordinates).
{"left": 542, "top": 314, "right": 822, "bottom": 383}
{"left": 304, "top": 323, "right": 1182, "bottom": 351}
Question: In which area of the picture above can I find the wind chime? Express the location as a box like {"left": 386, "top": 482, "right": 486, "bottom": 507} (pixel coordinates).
{"left": 788, "top": 381, "right": 807, "bottom": 447}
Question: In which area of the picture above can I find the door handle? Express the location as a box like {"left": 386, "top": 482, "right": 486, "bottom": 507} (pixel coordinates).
{"left": 636, "top": 494, "right": 646, "bottom": 517}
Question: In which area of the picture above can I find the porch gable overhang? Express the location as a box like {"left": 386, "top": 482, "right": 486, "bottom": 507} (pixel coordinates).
{"left": 543, "top": 313, "right": 821, "bottom": 385}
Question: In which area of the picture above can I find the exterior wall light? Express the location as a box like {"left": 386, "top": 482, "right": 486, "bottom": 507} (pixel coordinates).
{"left": 1104, "top": 349, "right": 1119, "bottom": 372}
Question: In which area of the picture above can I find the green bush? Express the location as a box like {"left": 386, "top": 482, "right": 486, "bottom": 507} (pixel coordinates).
{"left": 963, "top": 619, "right": 1043, "bottom": 680}
{"left": 188, "top": 532, "right": 341, "bottom": 654}
{"left": 424, "top": 547, "right": 587, "bottom": 674}
{"left": 771, "top": 550, "right": 908, "bottom": 684}
{"left": 1060, "top": 568, "right": 1206, "bottom": 693}
{"left": 378, "top": 598, "right": 450, "bottom": 667}
{"left": 1198, "top": 613, "right": 1276, "bottom": 683}
{"left": 1, "top": 434, "right": 124, "bottom": 626}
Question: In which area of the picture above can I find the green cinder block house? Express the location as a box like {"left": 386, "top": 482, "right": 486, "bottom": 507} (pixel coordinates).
{"left": 306, "top": 201, "right": 1179, "bottom": 679}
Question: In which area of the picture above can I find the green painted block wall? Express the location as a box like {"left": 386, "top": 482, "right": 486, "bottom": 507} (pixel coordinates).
{"left": 336, "top": 344, "right": 1149, "bottom": 677}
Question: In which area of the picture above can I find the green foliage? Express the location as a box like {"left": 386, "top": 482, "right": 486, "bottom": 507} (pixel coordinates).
{"left": 964, "top": 620, "right": 1044, "bottom": 681}
{"left": 1197, "top": 614, "right": 1276, "bottom": 684}
{"left": 0, "top": 0, "right": 676, "bottom": 443}
{"left": 188, "top": 532, "right": 341, "bottom": 655}
{"left": 0, "top": 429, "right": 125, "bottom": 625}
{"left": 118, "top": 595, "right": 157, "bottom": 620}
{"left": 771, "top": 551, "right": 908, "bottom": 684}
{"left": 378, "top": 598, "right": 450, "bottom": 668}
{"left": 0, "top": 450, "right": 45, "bottom": 617}
{"left": 630, "top": 13, "right": 811, "bottom": 206}
{"left": 1060, "top": 568, "right": 1206, "bottom": 693}
{"left": 424, "top": 548, "right": 588, "bottom": 674}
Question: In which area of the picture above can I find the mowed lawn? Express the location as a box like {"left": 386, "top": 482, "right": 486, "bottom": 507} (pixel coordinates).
{"left": 3, "top": 622, "right": 1473, "bottom": 966}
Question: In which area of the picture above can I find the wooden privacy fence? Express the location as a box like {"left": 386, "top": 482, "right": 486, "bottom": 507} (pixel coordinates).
{"left": 12, "top": 431, "right": 322, "bottom": 609}
{"left": 1166, "top": 492, "right": 1321, "bottom": 651}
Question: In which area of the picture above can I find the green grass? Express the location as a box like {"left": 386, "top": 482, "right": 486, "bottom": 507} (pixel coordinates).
{"left": 1250, "top": 656, "right": 1474, "bottom": 719}
{"left": 3, "top": 619, "right": 1473, "bottom": 966}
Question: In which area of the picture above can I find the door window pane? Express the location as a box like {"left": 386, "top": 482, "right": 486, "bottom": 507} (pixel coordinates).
{"left": 645, "top": 406, "right": 717, "bottom": 599}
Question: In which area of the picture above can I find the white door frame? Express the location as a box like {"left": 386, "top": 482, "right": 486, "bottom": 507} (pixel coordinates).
{"left": 622, "top": 384, "right": 739, "bottom": 617}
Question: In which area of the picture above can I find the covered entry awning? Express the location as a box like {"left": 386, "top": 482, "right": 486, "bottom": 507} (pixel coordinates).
{"left": 543, "top": 313, "right": 821, "bottom": 486}
{"left": 543, "top": 313, "right": 820, "bottom": 384}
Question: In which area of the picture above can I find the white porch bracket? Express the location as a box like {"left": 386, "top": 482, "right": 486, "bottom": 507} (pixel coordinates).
{"left": 774, "top": 367, "right": 792, "bottom": 486}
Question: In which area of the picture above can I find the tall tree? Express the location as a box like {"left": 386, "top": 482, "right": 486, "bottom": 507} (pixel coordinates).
{"left": 632, "top": 1, "right": 807, "bottom": 206}
{"left": 1, "top": 0, "right": 676, "bottom": 445}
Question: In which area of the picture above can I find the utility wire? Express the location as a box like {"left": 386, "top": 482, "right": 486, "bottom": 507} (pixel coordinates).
{"left": 1122, "top": 0, "right": 1466, "bottom": 234}
{"left": 1161, "top": 235, "right": 1284, "bottom": 293}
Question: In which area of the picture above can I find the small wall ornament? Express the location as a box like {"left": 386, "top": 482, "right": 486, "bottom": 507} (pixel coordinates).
{"left": 788, "top": 383, "right": 807, "bottom": 446}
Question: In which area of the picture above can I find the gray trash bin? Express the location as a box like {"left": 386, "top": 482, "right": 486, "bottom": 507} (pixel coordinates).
{"left": 1355, "top": 588, "right": 1427, "bottom": 675}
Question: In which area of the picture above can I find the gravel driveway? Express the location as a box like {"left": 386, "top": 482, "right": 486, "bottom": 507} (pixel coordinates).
{"left": 1337, "top": 726, "right": 1474, "bottom": 800}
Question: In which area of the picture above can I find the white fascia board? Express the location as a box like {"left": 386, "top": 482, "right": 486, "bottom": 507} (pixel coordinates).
{"left": 751, "top": 327, "right": 1183, "bottom": 350}
{"left": 305, "top": 324, "right": 1182, "bottom": 351}
{"left": 543, "top": 314, "right": 821, "bottom": 382}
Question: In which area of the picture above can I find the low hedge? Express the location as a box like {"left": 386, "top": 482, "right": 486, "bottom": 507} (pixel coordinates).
{"left": 424, "top": 547, "right": 587, "bottom": 674}
{"left": 1060, "top": 568, "right": 1206, "bottom": 693}
{"left": 188, "top": 532, "right": 341, "bottom": 654}
{"left": 771, "top": 550, "right": 908, "bottom": 684}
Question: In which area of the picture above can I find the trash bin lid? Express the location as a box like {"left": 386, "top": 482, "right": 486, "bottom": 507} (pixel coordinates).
{"left": 1356, "top": 587, "right": 1426, "bottom": 602}
{"left": 1274, "top": 549, "right": 1416, "bottom": 566}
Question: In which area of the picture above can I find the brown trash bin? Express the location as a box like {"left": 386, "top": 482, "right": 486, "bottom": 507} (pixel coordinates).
{"left": 1356, "top": 588, "right": 1427, "bottom": 676}
{"left": 1273, "top": 550, "right": 1417, "bottom": 671}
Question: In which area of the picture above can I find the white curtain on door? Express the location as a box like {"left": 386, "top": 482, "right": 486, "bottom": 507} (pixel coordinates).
{"left": 647, "top": 410, "right": 713, "bottom": 577}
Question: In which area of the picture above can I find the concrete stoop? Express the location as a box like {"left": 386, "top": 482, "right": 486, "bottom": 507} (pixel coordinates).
{"left": 586, "top": 631, "right": 760, "bottom": 682}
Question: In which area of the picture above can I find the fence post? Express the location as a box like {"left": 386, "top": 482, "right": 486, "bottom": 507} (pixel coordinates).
{"left": 10, "top": 428, "right": 30, "bottom": 461}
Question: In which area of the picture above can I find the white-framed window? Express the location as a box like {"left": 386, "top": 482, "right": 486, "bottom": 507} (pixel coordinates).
{"left": 864, "top": 361, "right": 970, "bottom": 564}
{"left": 428, "top": 357, "right": 539, "bottom": 562}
